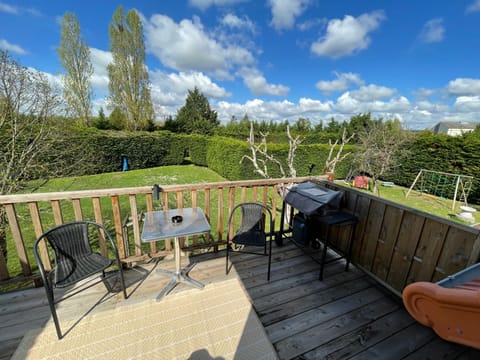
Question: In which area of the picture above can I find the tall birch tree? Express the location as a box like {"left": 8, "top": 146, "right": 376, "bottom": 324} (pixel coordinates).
{"left": 107, "top": 6, "right": 153, "bottom": 131}
{"left": 57, "top": 12, "right": 93, "bottom": 126}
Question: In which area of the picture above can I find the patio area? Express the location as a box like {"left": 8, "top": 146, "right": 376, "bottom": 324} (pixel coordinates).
{"left": 2, "top": 240, "right": 480, "bottom": 359}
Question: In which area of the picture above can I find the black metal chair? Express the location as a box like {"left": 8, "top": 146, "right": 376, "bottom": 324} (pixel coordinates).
{"left": 226, "top": 202, "right": 273, "bottom": 280}
{"left": 33, "top": 221, "right": 127, "bottom": 339}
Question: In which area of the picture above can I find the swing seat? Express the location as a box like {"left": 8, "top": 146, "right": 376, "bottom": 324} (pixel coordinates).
{"left": 402, "top": 263, "right": 480, "bottom": 349}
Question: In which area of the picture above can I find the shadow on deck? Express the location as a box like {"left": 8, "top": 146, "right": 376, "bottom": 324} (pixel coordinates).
{"left": 1, "top": 241, "right": 479, "bottom": 359}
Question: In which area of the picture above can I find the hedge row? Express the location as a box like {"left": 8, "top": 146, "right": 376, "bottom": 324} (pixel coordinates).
{"left": 32, "top": 129, "right": 480, "bottom": 203}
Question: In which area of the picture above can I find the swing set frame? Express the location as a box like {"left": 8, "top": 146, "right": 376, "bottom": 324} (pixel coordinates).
{"left": 406, "top": 169, "right": 473, "bottom": 210}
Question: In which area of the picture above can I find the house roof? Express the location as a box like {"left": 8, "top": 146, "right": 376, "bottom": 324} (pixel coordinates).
{"left": 433, "top": 121, "right": 477, "bottom": 130}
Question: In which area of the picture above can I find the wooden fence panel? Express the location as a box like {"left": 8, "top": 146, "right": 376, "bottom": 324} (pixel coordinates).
{"left": 386, "top": 212, "right": 425, "bottom": 290}
{"left": 433, "top": 226, "right": 477, "bottom": 281}
{"left": 357, "top": 200, "right": 386, "bottom": 271}
{"left": 372, "top": 205, "right": 403, "bottom": 281}
{"left": 408, "top": 218, "right": 449, "bottom": 282}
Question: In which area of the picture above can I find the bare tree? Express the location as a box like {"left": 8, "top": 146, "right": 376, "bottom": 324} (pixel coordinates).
{"left": 355, "top": 120, "right": 407, "bottom": 194}
{"left": 324, "top": 127, "right": 354, "bottom": 179}
{"left": 0, "top": 50, "right": 60, "bottom": 260}
{"left": 57, "top": 12, "right": 93, "bottom": 126}
{"left": 241, "top": 122, "right": 302, "bottom": 180}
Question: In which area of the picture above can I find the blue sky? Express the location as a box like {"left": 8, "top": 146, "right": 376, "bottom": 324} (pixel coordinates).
{"left": 1, "top": 0, "right": 480, "bottom": 130}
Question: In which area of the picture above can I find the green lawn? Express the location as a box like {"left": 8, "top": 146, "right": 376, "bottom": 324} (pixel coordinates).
{"left": 27, "top": 164, "right": 226, "bottom": 192}
{"left": 340, "top": 180, "right": 480, "bottom": 226}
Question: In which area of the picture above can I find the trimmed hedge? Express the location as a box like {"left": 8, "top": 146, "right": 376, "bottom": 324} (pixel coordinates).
{"left": 204, "top": 136, "right": 356, "bottom": 180}
{"left": 27, "top": 128, "right": 480, "bottom": 203}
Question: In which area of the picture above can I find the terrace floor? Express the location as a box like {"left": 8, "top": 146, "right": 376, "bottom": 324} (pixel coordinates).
{"left": 2, "top": 240, "right": 480, "bottom": 359}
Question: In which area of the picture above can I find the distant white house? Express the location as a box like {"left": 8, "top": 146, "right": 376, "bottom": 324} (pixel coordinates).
{"left": 431, "top": 121, "right": 477, "bottom": 136}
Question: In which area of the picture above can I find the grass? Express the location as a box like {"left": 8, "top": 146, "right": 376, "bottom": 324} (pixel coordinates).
{"left": 340, "top": 180, "right": 480, "bottom": 226}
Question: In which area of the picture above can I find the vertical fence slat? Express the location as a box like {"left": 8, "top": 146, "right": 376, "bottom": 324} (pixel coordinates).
{"left": 204, "top": 189, "right": 211, "bottom": 246}
{"left": 92, "top": 197, "right": 107, "bottom": 256}
{"left": 217, "top": 187, "right": 224, "bottom": 243}
{"left": 4, "top": 204, "right": 32, "bottom": 276}
{"left": 50, "top": 200, "right": 63, "bottom": 225}
{"left": 72, "top": 199, "right": 83, "bottom": 221}
{"left": 111, "top": 195, "right": 125, "bottom": 259}
{"left": 241, "top": 187, "right": 247, "bottom": 203}
{"left": 129, "top": 194, "right": 142, "bottom": 257}
{"left": 28, "top": 202, "right": 51, "bottom": 271}
{"left": 146, "top": 193, "right": 156, "bottom": 254}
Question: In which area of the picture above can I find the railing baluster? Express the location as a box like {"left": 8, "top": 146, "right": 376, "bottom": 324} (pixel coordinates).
{"left": 28, "top": 202, "right": 51, "bottom": 270}
{"left": 72, "top": 199, "right": 83, "bottom": 221}
{"left": 92, "top": 197, "right": 107, "bottom": 256}
{"left": 111, "top": 195, "right": 125, "bottom": 259}
{"left": 4, "top": 204, "right": 32, "bottom": 277}
{"left": 51, "top": 200, "right": 63, "bottom": 225}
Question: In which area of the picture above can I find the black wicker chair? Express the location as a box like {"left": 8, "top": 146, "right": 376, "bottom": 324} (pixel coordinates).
{"left": 226, "top": 202, "right": 273, "bottom": 280}
{"left": 33, "top": 221, "right": 127, "bottom": 339}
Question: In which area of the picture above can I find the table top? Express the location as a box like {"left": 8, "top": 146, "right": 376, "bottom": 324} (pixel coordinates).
{"left": 141, "top": 207, "right": 210, "bottom": 242}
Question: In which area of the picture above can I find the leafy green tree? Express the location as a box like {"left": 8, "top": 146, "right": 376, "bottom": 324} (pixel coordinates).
{"left": 347, "top": 113, "right": 374, "bottom": 138}
{"left": 107, "top": 6, "right": 153, "bottom": 131}
{"left": 175, "top": 87, "right": 219, "bottom": 135}
{"left": 109, "top": 107, "right": 127, "bottom": 130}
{"left": 57, "top": 12, "right": 93, "bottom": 126}
{"left": 94, "top": 107, "right": 110, "bottom": 129}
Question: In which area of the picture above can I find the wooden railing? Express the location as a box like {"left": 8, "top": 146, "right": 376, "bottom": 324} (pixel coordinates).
{"left": 1, "top": 177, "right": 479, "bottom": 296}
{"left": 324, "top": 182, "right": 480, "bottom": 296}
{"left": 0, "top": 176, "right": 318, "bottom": 288}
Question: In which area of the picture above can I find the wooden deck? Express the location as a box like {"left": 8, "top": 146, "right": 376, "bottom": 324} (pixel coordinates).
{"left": 1, "top": 240, "right": 480, "bottom": 360}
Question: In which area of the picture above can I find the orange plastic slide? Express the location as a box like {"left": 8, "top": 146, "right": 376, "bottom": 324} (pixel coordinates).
{"left": 403, "top": 279, "right": 480, "bottom": 349}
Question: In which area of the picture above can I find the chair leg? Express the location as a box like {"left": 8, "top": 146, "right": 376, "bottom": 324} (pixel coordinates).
{"left": 45, "top": 285, "right": 63, "bottom": 339}
{"left": 118, "top": 268, "right": 127, "bottom": 299}
{"left": 226, "top": 243, "right": 230, "bottom": 275}
{"left": 267, "top": 239, "right": 272, "bottom": 281}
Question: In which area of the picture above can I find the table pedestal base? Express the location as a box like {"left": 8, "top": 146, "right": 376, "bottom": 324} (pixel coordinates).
{"left": 155, "top": 263, "right": 204, "bottom": 300}
{"left": 155, "top": 237, "right": 205, "bottom": 301}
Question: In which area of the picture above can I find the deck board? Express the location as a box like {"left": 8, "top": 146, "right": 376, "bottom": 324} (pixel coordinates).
{"left": 1, "top": 240, "right": 480, "bottom": 359}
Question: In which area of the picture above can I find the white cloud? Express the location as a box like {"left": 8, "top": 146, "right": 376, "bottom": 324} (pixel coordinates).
{"left": 150, "top": 70, "right": 230, "bottom": 104}
{"left": 145, "top": 15, "right": 228, "bottom": 76}
{"left": 447, "top": 78, "right": 480, "bottom": 96}
{"left": 89, "top": 48, "right": 112, "bottom": 92}
{"left": 298, "top": 98, "right": 332, "bottom": 113}
{"left": 144, "top": 14, "right": 254, "bottom": 80}
{"left": 466, "top": 0, "right": 480, "bottom": 13}
{"left": 316, "top": 72, "right": 364, "bottom": 94}
{"left": 143, "top": 13, "right": 287, "bottom": 98}
{"left": 413, "top": 87, "right": 437, "bottom": 100}
{"left": 0, "top": 2, "right": 17, "bottom": 14}
{"left": 0, "top": 38, "right": 27, "bottom": 54}
{"left": 189, "top": 0, "right": 247, "bottom": 11}
{"left": 240, "top": 67, "right": 289, "bottom": 96}
{"left": 335, "top": 91, "right": 410, "bottom": 114}
{"left": 454, "top": 96, "right": 480, "bottom": 112}
{"left": 350, "top": 84, "right": 396, "bottom": 102}
{"left": 269, "top": 0, "right": 311, "bottom": 31}
{"left": 418, "top": 18, "right": 444, "bottom": 44}
{"left": 0, "top": 2, "right": 40, "bottom": 16}
{"left": 311, "top": 11, "right": 385, "bottom": 59}
{"left": 221, "top": 13, "right": 255, "bottom": 33}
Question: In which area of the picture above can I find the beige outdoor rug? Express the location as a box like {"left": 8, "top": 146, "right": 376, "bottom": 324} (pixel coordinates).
{"left": 12, "top": 278, "right": 278, "bottom": 360}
